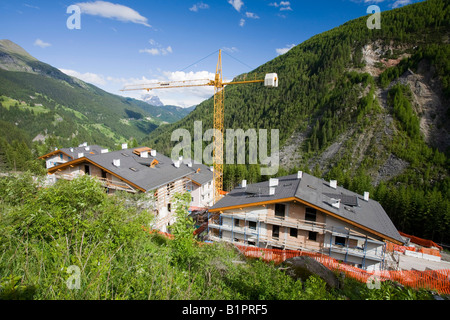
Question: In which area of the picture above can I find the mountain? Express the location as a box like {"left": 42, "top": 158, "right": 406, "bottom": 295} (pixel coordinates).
{"left": 143, "top": 0, "right": 450, "bottom": 243}
{"left": 0, "top": 39, "right": 192, "bottom": 150}
{"left": 131, "top": 96, "right": 195, "bottom": 124}
{"left": 142, "top": 93, "right": 164, "bottom": 107}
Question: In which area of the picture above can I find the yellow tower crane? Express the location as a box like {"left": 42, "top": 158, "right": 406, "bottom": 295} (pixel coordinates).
{"left": 121, "top": 49, "right": 278, "bottom": 203}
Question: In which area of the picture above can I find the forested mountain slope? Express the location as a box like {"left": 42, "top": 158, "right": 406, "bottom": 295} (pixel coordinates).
{"left": 0, "top": 39, "right": 192, "bottom": 169}
{"left": 144, "top": 0, "right": 450, "bottom": 243}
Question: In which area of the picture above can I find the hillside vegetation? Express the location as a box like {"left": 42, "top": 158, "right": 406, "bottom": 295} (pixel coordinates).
{"left": 0, "top": 175, "right": 436, "bottom": 300}
{"left": 0, "top": 40, "right": 194, "bottom": 172}
{"left": 144, "top": 0, "right": 450, "bottom": 244}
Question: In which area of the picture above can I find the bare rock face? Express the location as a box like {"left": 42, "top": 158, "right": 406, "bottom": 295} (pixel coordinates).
{"left": 280, "top": 256, "right": 343, "bottom": 289}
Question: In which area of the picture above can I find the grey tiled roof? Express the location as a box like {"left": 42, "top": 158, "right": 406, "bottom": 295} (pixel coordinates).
{"left": 210, "top": 172, "right": 403, "bottom": 244}
{"left": 60, "top": 145, "right": 105, "bottom": 159}
{"left": 189, "top": 163, "right": 215, "bottom": 185}
{"left": 53, "top": 145, "right": 213, "bottom": 192}
{"left": 84, "top": 148, "right": 196, "bottom": 191}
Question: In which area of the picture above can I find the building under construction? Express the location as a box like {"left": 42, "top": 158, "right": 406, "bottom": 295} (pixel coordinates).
{"left": 39, "top": 143, "right": 214, "bottom": 232}
{"left": 206, "top": 171, "right": 404, "bottom": 271}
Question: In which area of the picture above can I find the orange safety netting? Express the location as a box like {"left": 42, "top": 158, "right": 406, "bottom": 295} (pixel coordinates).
{"left": 140, "top": 226, "right": 450, "bottom": 295}
{"left": 234, "top": 245, "right": 450, "bottom": 295}
{"left": 399, "top": 231, "right": 443, "bottom": 251}
{"left": 142, "top": 226, "right": 174, "bottom": 239}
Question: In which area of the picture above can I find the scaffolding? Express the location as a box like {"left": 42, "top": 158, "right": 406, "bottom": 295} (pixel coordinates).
{"left": 54, "top": 173, "right": 137, "bottom": 193}
{"left": 207, "top": 209, "right": 387, "bottom": 270}
{"left": 152, "top": 177, "right": 193, "bottom": 231}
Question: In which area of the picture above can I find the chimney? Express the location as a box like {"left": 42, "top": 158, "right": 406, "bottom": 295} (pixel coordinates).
{"left": 331, "top": 198, "right": 340, "bottom": 209}
{"left": 174, "top": 160, "right": 180, "bottom": 168}
{"left": 113, "top": 159, "right": 120, "bottom": 167}
{"left": 241, "top": 180, "right": 247, "bottom": 188}
{"left": 297, "top": 171, "right": 303, "bottom": 179}
{"left": 269, "top": 187, "right": 275, "bottom": 195}
{"left": 70, "top": 148, "right": 74, "bottom": 152}
{"left": 330, "top": 180, "right": 337, "bottom": 189}
{"left": 364, "top": 191, "right": 370, "bottom": 202}
{"left": 150, "top": 149, "right": 156, "bottom": 157}
{"left": 178, "top": 156, "right": 183, "bottom": 163}
{"left": 85, "top": 146, "right": 90, "bottom": 151}
{"left": 101, "top": 149, "right": 109, "bottom": 154}
{"left": 79, "top": 142, "right": 87, "bottom": 147}
{"left": 141, "top": 151, "right": 148, "bottom": 158}
{"left": 209, "top": 166, "right": 214, "bottom": 172}
{"left": 187, "top": 162, "right": 192, "bottom": 168}
{"left": 78, "top": 152, "right": 84, "bottom": 158}
{"left": 121, "top": 143, "right": 128, "bottom": 150}
{"left": 269, "top": 178, "right": 279, "bottom": 187}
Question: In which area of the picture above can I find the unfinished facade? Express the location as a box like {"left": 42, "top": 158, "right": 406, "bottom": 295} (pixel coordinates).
{"left": 207, "top": 172, "right": 404, "bottom": 271}
{"left": 39, "top": 143, "right": 214, "bottom": 232}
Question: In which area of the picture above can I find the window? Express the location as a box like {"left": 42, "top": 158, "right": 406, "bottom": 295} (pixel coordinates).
{"left": 308, "top": 231, "right": 317, "bottom": 241}
{"left": 234, "top": 219, "right": 239, "bottom": 227}
{"left": 101, "top": 170, "right": 107, "bottom": 179}
{"left": 249, "top": 221, "right": 257, "bottom": 230}
{"left": 272, "top": 225, "right": 280, "bottom": 239}
{"left": 305, "top": 207, "right": 316, "bottom": 222}
{"left": 84, "top": 165, "right": 90, "bottom": 175}
{"left": 275, "top": 203, "right": 285, "bottom": 218}
{"left": 167, "top": 203, "right": 171, "bottom": 212}
{"left": 335, "top": 236, "right": 346, "bottom": 246}
{"left": 248, "top": 241, "right": 255, "bottom": 246}
{"left": 290, "top": 228, "right": 298, "bottom": 238}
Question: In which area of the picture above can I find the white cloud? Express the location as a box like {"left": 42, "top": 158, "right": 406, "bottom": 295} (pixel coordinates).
{"left": 75, "top": 1, "right": 151, "bottom": 27}
{"left": 222, "top": 46, "right": 239, "bottom": 53}
{"left": 34, "top": 39, "right": 51, "bottom": 48}
{"left": 228, "top": 0, "right": 244, "bottom": 12}
{"left": 24, "top": 3, "right": 39, "bottom": 9}
{"left": 120, "top": 71, "right": 216, "bottom": 107}
{"left": 139, "top": 39, "right": 173, "bottom": 56}
{"left": 245, "top": 12, "right": 259, "bottom": 19}
{"left": 59, "top": 68, "right": 107, "bottom": 86}
{"left": 139, "top": 47, "right": 173, "bottom": 56}
{"left": 269, "top": 1, "right": 292, "bottom": 11}
{"left": 276, "top": 44, "right": 295, "bottom": 55}
{"left": 59, "top": 68, "right": 215, "bottom": 108}
{"left": 189, "top": 2, "right": 209, "bottom": 12}
{"left": 239, "top": 18, "right": 245, "bottom": 27}
{"left": 391, "top": 0, "right": 412, "bottom": 8}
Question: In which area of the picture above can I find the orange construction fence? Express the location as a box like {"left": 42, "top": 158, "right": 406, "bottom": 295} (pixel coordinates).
{"left": 386, "top": 241, "right": 441, "bottom": 257}
{"left": 399, "top": 231, "right": 443, "bottom": 251}
{"left": 234, "top": 245, "right": 450, "bottom": 295}
{"left": 140, "top": 226, "right": 450, "bottom": 295}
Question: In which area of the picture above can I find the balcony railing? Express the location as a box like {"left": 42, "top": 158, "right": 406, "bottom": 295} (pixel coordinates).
{"left": 217, "top": 211, "right": 327, "bottom": 234}
{"left": 55, "top": 173, "right": 136, "bottom": 193}
{"left": 323, "top": 243, "right": 383, "bottom": 261}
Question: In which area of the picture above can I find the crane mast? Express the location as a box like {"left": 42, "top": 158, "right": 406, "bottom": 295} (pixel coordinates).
{"left": 121, "top": 49, "right": 278, "bottom": 204}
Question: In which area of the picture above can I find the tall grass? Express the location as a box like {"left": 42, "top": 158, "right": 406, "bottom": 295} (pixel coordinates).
{"left": 0, "top": 174, "right": 437, "bottom": 300}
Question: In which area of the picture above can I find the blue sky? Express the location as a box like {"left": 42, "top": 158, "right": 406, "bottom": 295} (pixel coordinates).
{"left": 0, "top": 0, "right": 422, "bottom": 107}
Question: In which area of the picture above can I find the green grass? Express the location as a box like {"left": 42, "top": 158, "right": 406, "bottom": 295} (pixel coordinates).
{"left": 0, "top": 95, "right": 49, "bottom": 114}
{"left": 0, "top": 173, "right": 440, "bottom": 300}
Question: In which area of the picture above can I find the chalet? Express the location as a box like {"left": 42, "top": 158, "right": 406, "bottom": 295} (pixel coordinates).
{"left": 207, "top": 171, "right": 404, "bottom": 271}
{"left": 39, "top": 143, "right": 214, "bottom": 232}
